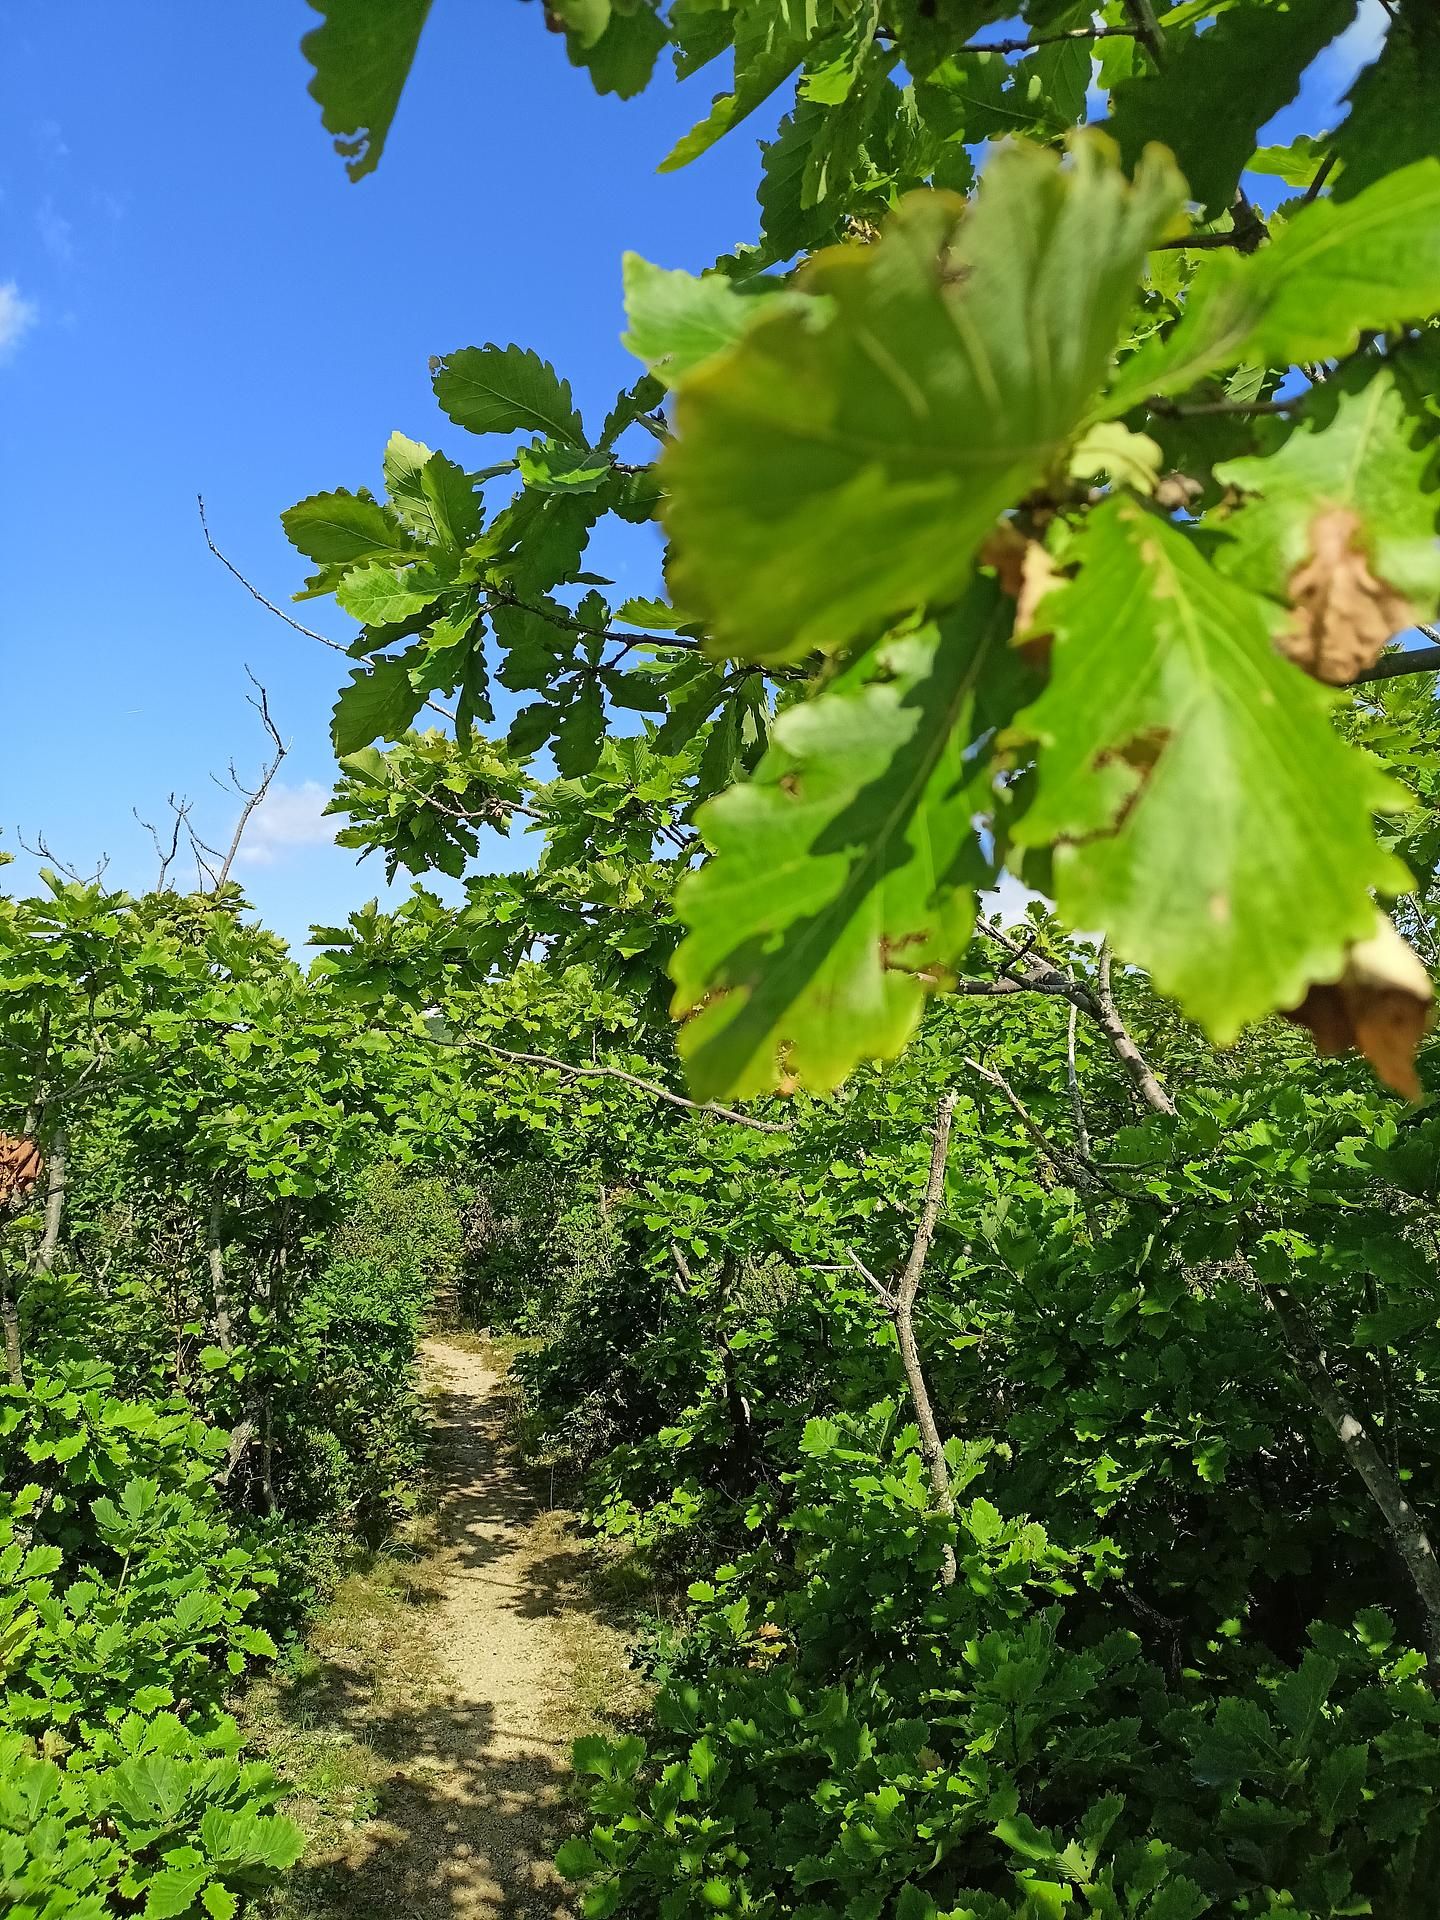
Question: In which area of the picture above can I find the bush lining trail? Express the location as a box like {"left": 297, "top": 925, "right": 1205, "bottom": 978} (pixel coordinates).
{"left": 255, "top": 1337, "right": 638, "bottom": 1920}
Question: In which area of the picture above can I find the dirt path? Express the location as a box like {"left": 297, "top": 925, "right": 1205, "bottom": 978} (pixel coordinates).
{"left": 259, "top": 1337, "right": 637, "bottom": 1920}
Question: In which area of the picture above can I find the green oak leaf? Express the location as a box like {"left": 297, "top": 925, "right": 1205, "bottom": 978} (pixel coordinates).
{"left": 516, "top": 439, "right": 613, "bottom": 494}
{"left": 671, "top": 578, "right": 1015, "bottom": 1099}
{"left": 1106, "top": 158, "right": 1440, "bottom": 413}
{"left": 281, "top": 489, "right": 414, "bottom": 565}
{"left": 1109, "top": 0, "right": 1356, "bottom": 220}
{"left": 1011, "top": 497, "right": 1411, "bottom": 1044}
{"left": 659, "top": 0, "right": 812, "bottom": 171}
{"left": 1333, "top": 8, "right": 1440, "bottom": 201}
{"left": 1214, "top": 362, "right": 1440, "bottom": 614}
{"left": 622, "top": 255, "right": 811, "bottom": 386}
{"left": 663, "top": 135, "right": 1185, "bottom": 665}
{"left": 1248, "top": 134, "right": 1333, "bottom": 191}
{"left": 302, "top": 0, "right": 432, "bottom": 181}
{"left": 332, "top": 658, "right": 426, "bottom": 754}
{"left": 335, "top": 561, "right": 450, "bottom": 626}
{"left": 433, "top": 344, "right": 587, "bottom": 446}
{"left": 551, "top": 0, "right": 610, "bottom": 48}
{"left": 568, "top": 0, "right": 667, "bottom": 97}
{"left": 382, "top": 432, "right": 481, "bottom": 548}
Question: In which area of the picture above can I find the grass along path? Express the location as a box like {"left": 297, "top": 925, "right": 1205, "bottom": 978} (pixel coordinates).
{"left": 249, "top": 1336, "right": 641, "bottom": 1919}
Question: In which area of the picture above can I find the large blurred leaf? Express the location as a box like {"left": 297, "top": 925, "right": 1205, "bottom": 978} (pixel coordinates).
{"left": 663, "top": 136, "right": 1184, "bottom": 665}
{"left": 1109, "top": 0, "right": 1356, "bottom": 219}
{"left": 1011, "top": 498, "right": 1411, "bottom": 1043}
{"left": 671, "top": 580, "right": 1014, "bottom": 1099}
{"left": 302, "top": 0, "right": 432, "bottom": 181}
{"left": 622, "top": 255, "right": 809, "bottom": 385}
{"left": 1333, "top": 8, "right": 1440, "bottom": 200}
{"left": 1107, "top": 159, "right": 1440, "bottom": 411}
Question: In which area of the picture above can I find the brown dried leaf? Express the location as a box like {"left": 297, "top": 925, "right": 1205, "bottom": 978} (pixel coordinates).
{"left": 979, "top": 527, "right": 1064, "bottom": 667}
{"left": 1285, "top": 912, "right": 1433, "bottom": 1098}
{"left": 1283, "top": 506, "right": 1416, "bottom": 685}
{"left": 0, "top": 1135, "right": 42, "bottom": 1209}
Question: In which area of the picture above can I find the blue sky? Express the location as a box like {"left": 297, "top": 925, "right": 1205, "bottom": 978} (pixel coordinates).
{"left": 0, "top": 1, "right": 1391, "bottom": 952}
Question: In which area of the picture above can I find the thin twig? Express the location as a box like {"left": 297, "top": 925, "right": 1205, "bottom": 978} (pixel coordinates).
{"left": 213, "top": 672, "right": 288, "bottom": 889}
{"left": 1065, "top": 1002, "right": 1091, "bottom": 1161}
{"left": 198, "top": 494, "right": 456, "bottom": 724}
{"left": 889, "top": 1094, "right": 961, "bottom": 1585}
{"left": 1350, "top": 641, "right": 1440, "bottom": 687}
{"left": 848, "top": 1248, "right": 895, "bottom": 1312}
{"left": 957, "top": 24, "right": 1136, "bottom": 54}
{"left": 1302, "top": 152, "right": 1337, "bottom": 206}
{"left": 1122, "top": 0, "right": 1167, "bottom": 68}
{"left": 1146, "top": 396, "right": 1295, "bottom": 418}
{"left": 467, "top": 1038, "right": 791, "bottom": 1134}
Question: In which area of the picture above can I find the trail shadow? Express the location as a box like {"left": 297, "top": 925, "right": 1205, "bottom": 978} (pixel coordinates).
{"left": 284, "top": 1695, "right": 578, "bottom": 1919}
{"left": 274, "top": 1344, "right": 635, "bottom": 1918}
{"left": 426, "top": 1375, "right": 605, "bottom": 1620}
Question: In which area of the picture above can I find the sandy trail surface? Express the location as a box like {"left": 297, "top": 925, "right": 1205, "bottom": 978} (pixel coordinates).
{"left": 281, "top": 1337, "right": 631, "bottom": 1919}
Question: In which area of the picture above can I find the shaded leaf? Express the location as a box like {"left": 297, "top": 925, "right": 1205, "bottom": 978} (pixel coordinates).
{"left": 332, "top": 659, "right": 426, "bottom": 754}
{"left": 302, "top": 0, "right": 432, "bottom": 180}
{"left": 1109, "top": 0, "right": 1357, "bottom": 219}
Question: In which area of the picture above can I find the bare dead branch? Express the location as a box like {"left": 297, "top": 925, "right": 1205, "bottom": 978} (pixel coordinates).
{"left": 197, "top": 494, "right": 456, "bottom": 723}
{"left": 213, "top": 672, "right": 289, "bottom": 890}
{"left": 134, "top": 793, "right": 193, "bottom": 891}
{"left": 15, "top": 830, "right": 109, "bottom": 888}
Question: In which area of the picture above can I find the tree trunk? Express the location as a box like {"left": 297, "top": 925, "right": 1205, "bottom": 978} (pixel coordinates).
{"left": 1096, "top": 946, "right": 1176, "bottom": 1118}
{"left": 31, "top": 1124, "right": 67, "bottom": 1277}
{"left": 892, "top": 1093, "right": 960, "bottom": 1586}
{"left": 1266, "top": 1282, "right": 1440, "bottom": 1684}
{"left": 207, "top": 1193, "right": 236, "bottom": 1351}
{"left": 1, "top": 1260, "right": 22, "bottom": 1388}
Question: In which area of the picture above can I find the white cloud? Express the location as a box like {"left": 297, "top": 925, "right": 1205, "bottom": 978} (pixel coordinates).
{"left": 236, "top": 780, "right": 337, "bottom": 868}
{"left": 0, "top": 282, "right": 37, "bottom": 360}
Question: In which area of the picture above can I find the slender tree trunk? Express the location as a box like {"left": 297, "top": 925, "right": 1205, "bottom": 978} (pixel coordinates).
{"left": 207, "top": 1193, "right": 236, "bottom": 1351}
{"left": 1, "top": 1258, "right": 23, "bottom": 1388}
{"left": 31, "top": 1125, "right": 67, "bottom": 1277}
{"left": 1265, "top": 1282, "right": 1440, "bottom": 1684}
{"left": 715, "top": 1253, "right": 754, "bottom": 1482}
{"left": 892, "top": 1093, "right": 960, "bottom": 1586}
{"left": 1096, "top": 946, "right": 1176, "bottom": 1118}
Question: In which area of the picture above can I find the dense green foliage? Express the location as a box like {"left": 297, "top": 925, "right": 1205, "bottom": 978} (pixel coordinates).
{"left": 0, "top": 876, "right": 469, "bottom": 1918}
{"left": 13, "top": 2, "right": 1440, "bottom": 1915}
{"left": 280, "top": 7, "right": 1440, "bottom": 1906}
